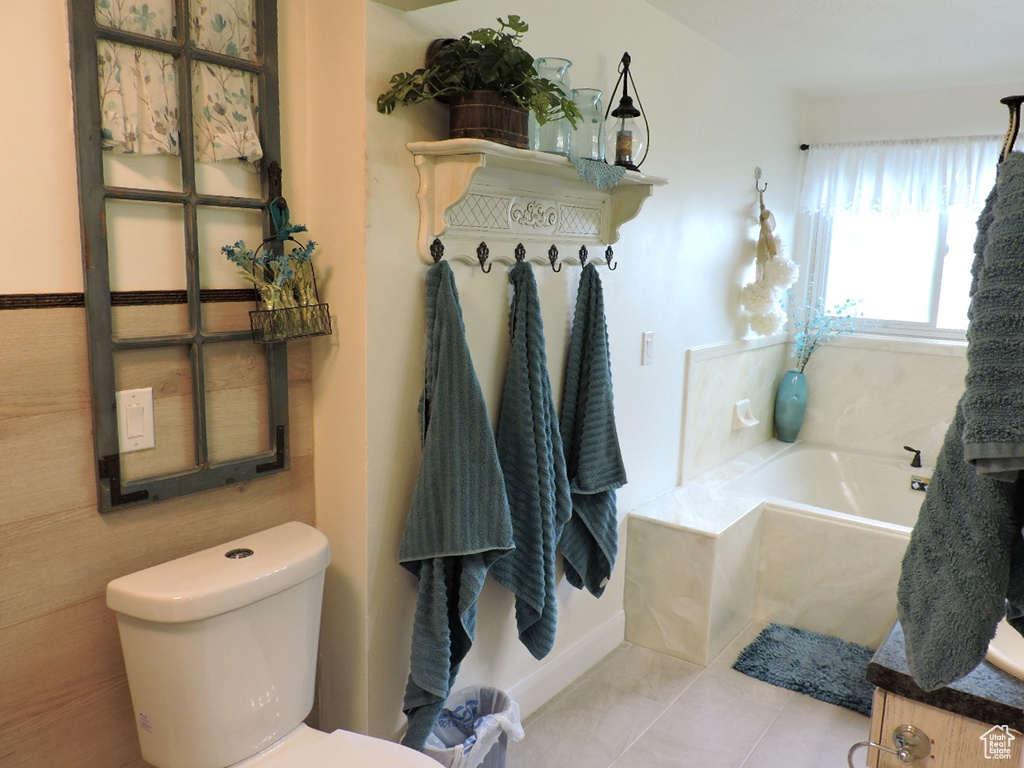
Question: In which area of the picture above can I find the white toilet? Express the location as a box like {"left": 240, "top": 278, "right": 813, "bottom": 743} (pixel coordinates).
{"left": 106, "top": 521, "right": 436, "bottom": 768}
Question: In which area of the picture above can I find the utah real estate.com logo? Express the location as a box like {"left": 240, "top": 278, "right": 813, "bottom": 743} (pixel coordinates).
{"left": 980, "top": 725, "right": 1015, "bottom": 760}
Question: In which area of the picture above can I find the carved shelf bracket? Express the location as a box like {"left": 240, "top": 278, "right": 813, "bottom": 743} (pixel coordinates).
{"left": 407, "top": 139, "right": 667, "bottom": 267}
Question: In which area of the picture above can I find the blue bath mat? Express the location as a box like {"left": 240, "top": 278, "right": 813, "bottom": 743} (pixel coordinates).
{"left": 732, "top": 623, "right": 876, "bottom": 716}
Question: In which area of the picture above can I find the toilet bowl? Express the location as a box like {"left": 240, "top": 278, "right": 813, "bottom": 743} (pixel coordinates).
{"left": 233, "top": 724, "right": 437, "bottom": 767}
{"left": 106, "top": 522, "right": 435, "bottom": 768}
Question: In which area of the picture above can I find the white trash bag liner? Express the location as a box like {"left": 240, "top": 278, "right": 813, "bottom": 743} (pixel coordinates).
{"left": 423, "top": 686, "right": 525, "bottom": 768}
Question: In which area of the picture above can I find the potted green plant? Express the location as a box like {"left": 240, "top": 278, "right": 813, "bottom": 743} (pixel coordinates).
{"left": 376, "top": 15, "right": 581, "bottom": 149}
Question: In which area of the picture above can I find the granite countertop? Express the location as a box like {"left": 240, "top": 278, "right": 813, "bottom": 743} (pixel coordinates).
{"left": 868, "top": 621, "right": 1024, "bottom": 731}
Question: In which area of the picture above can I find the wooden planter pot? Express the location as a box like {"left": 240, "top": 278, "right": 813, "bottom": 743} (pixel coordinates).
{"left": 447, "top": 91, "right": 529, "bottom": 149}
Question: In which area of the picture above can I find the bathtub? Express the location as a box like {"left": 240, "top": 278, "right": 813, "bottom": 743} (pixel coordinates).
{"left": 725, "top": 444, "right": 928, "bottom": 532}
{"left": 625, "top": 442, "right": 927, "bottom": 664}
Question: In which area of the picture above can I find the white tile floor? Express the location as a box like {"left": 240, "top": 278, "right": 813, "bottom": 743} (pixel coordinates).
{"left": 506, "top": 622, "right": 871, "bottom": 768}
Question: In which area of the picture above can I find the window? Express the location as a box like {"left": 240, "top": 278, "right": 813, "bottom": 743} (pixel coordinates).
{"left": 68, "top": 0, "right": 287, "bottom": 513}
{"left": 800, "top": 137, "right": 1000, "bottom": 339}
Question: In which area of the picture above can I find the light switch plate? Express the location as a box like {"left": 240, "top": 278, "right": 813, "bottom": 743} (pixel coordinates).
{"left": 116, "top": 387, "right": 155, "bottom": 453}
{"left": 641, "top": 331, "right": 654, "bottom": 365}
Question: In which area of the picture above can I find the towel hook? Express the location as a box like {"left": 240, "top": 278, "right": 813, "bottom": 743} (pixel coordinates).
{"left": 548, "top": 245, "right": 562, "bottom": 273}
{"left": 579, "top": 244, "right": 589, "bottom": 268}
{"left": 429, "top": 238, "right": 445, "bottom": 264}
{"left": 755, "top": 166, "right": 768, "bottom": 193}
{"left": 1000, "top": 95, "right": 1024, "bottom": 162}
{"left": 476, "top": 242, "right": 492, "bottom": 273}
{"left": 605, "top": 245, "right": 617, "bottom": 271}
{"left": 514, "top": 243, "right": 527, "bottom": 263}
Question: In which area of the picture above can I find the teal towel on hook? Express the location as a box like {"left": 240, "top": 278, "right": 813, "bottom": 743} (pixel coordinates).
{"left": 399, "top": 261, "right": 514, "bottom": 750}
{"left": 559, "top": 264, "right": 627, "bottom": 597}
{"left": 898, "top": 152, "right": 1024, "bottom": 690}
{"left": 491, "top": 261, "right": 573, "bottom": 661}
{"left": 962, "top": 152, "right": 1024, "bottom": 480}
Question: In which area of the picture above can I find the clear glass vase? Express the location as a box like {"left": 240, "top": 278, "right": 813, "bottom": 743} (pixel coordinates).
{"left": 569, "top": 88, "right": 605, "bottom": 161}
{"left": 530, "top": 57, "right": 572, "bottom": 155}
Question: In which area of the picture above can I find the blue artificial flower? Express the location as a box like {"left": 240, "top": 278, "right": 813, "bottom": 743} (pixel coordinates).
{"left": 790, "top": 295, "right": 859, "bottom": 373}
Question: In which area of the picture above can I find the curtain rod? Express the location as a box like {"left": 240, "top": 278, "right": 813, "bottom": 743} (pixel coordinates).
{"left": 799, "top": 135, "right": 1000, "bottom": 151}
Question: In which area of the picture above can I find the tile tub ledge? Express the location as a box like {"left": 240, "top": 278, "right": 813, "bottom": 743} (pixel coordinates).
{"left": 623, "top": 441, "right": 795, "bottom": 665}
{"left": 624, "top": 439, "right": 914, "bottom": 667}
{"left": 628, "top": 439, "right": 793, "bottom": 537}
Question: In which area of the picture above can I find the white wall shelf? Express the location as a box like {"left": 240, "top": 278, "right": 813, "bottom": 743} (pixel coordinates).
{"left": 407, "top": 138, "right": 668, "bottom": 267}
{"left": 370, "top": 0, "right": 458, "bottom": 11}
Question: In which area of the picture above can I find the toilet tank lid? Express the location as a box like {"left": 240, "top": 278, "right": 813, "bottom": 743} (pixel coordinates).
{"left": 106, "top": 522, "right": 330, "bottom": 623}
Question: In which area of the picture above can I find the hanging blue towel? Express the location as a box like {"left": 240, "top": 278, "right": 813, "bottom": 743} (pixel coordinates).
{"left": 559, "top": 264, "right": 627, "bottom": 597}
{"left": 399, "top": 261, "right": 514, "bottom": 750}
{"left": 897, "top": 153, "right": 1024, "bottom": 690}
{"left": 963, "top": 152, "right": 1024, "bottom": 480}
{"left": 491, "top": 261, "right": 573, "bottom": 660}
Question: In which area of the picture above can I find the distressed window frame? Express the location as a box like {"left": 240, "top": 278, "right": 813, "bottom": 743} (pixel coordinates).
{"left": 67, "top": 0, "right": 289, "bottom": 513}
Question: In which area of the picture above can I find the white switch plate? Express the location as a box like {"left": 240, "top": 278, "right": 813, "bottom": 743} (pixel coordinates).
{"left": 641, "top": 331, "right": 654, "bottom": 365}
{"left": 116, "top": 387, "right": 155, "bottom": 453}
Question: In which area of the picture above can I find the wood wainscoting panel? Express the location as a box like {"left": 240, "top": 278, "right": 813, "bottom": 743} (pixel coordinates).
{"left": 0, "top": 679, "right": 146, "bottom": 768}
{"left": 0, "top": 596, "right": 123, "bottom": 732}
{"left": 1, "top": 304, "right": 317, "bottom": 767}
{"left": 0, "top": 308, "right": 91, "bottom": 419}
{"left": 0, "top": 407, "right": 98, "bottom": 526}
{"left": 1, "top": 454, "right": 315, "bottom": 630}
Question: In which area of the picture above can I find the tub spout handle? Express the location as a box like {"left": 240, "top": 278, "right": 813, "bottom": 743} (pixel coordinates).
{"left": 903, "top": 446, "right": 922, "bottom": 468}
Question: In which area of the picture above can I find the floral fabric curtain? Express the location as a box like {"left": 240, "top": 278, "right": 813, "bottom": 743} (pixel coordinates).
{"left": 799, "top": 136, "right": 1001, "bottom": 217}
{"left": 98, "top": 42, "right": 179, "bottom": 155}
{"left": 96, "top": 0, "right": 174, "bottom": 39}
{"left": 95, "top": 0, "right": 262, "bottom": 170}
{"left": 191, "top": 0, "right": 257, "bottom": 60}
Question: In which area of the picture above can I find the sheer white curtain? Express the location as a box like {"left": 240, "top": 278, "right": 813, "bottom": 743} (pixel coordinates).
{"left": 799, "top": 136, "right": 1001, "bottom": 217}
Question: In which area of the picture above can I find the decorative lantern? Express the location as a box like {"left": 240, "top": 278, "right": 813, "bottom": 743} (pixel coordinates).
{"left": 604, "top": 52, "right": 649, "bottom": 171}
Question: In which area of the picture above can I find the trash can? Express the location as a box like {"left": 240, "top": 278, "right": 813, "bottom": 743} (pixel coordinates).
{"left": 423, "top": 686, "right": 525, "bottom": 768}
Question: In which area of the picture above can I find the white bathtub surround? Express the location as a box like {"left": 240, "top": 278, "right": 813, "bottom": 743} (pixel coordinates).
{"left": 624, "top": 441, "right": 784, "bottom": 665}
{"left": 732, "top": 399, "right": 760, "bottom": 430}
{"left": 625, "top": 442, "right": 921, "bottom": 665}
{"left": 625, "top": 503, "right": 763, "bottom": 666}
{"left": 754, "top": 506, "right": 910, "bottom": 647}
{"left": 680, "top": 335, "right": 966, "bottom": 483}
{"left": 680, "top": 335, "right": 789, "bottom": 482}
{"left": 726, "top": 447, "right": 926, "bottom": 529}
{"left": 797, "top": 334, "right": 966, "bottom": 465}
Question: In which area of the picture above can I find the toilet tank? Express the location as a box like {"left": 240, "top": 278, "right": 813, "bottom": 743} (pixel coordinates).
{"left": 107, "top": 522, "right": 330, "bottom": 768}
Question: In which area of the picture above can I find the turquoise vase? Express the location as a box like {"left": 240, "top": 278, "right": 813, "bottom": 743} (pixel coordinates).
{"left": 774, "top": 370, "right": 807, "bottom": 443}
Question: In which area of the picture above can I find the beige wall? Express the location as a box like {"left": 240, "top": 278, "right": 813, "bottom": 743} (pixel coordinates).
{"left": 3, "top": 0, "right": 809, "bottom": 760}
{"left": 279, "top": 0, "right": 372, "bottom": 734}
{"left": 0, "top": 304, "right": 316, "bottom": 768}
{"left": 358, "top": 0, "right": 805, "bottom": 739}
{"left": 1, "top": 4, "right": 317, "bottom": 767}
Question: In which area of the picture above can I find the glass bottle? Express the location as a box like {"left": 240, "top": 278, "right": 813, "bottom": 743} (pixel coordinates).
{"left": 530, "top": 57, "right": 572, "bottom": 155}
{"left": 569, "top": 88, "right": 605, "bottom": 161}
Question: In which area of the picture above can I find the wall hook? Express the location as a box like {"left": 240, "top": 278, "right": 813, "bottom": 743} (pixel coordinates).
{"left": 429, "top": 238, "right": 445, "bottom": 264}
{"left": 755, "top": 166, "right": 768, "bottom": 193}
{"left": 514, "top": 243, "right": 526, "bottom": 263}
{"left": 1000, "top": 95, "right": 1024, "bottom": 162}
{"left": 476, "top": 241, "right": 492, "bottom": 273}
{"left": 579, "top": 244, "right": 589, "bottom": 268}
{"left": 605, "top": 245, "right": 617, "bottom": 270}
{"left": 548, "top": 244, "right": 562, "bottom": 272}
